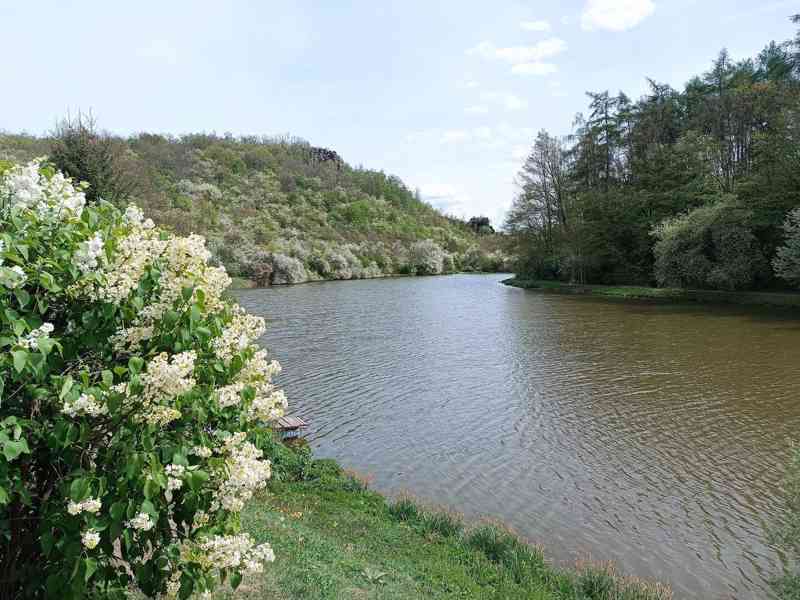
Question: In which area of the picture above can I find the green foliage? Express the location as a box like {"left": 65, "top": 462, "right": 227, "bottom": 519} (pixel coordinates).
{"left": 653, "top": 200, "right": 766, "bottom": 290}
{"left": 508, "top": 20, "right": 800, "bottom": 290}
{"left": 774, "top": 208, "right": 800, "bottom": 288}
{"left": 49, "top": 112, "right": 136, "bottom": 204}
{"left": 0, "top": 162, "right": 284, "bottom": 598}
{"left": 0, "top": 131, "right": 508, "bottom": 283}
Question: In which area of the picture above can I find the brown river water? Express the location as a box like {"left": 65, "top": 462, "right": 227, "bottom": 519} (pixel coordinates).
{"left": 236, "top": 273, "right": 800, "bottom": 599}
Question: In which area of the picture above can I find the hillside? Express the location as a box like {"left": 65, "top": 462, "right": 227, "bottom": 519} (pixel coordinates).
{"left": 0, "top": 130, "right": 509, "bottom": 285}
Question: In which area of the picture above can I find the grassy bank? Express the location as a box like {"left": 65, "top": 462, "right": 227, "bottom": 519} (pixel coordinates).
{"left": 502, "top": 277, "right": 800, "bottom": 308}
{"left": 216, "top": 454, "right": 671, "bottom": 599}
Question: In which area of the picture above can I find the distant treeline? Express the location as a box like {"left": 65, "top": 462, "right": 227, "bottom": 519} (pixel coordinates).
{"left": 506, "top": 15, "right": 800, "bottom": 292}
{"left": 0, "top": 121, "right": 510, "bottom": 285}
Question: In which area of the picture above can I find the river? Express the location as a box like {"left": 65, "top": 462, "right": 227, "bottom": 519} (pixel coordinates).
{"left": 236, "top": 273, "right": 800, "bottom": 599}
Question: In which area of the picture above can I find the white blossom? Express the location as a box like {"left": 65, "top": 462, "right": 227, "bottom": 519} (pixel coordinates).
{"left": 126, "top": 512, "right": 155, "bottom": 532}
{"left": 62, "top": 393, "right": 107, "bottom": 418}
{"left": 81, "top": 530, "right": 100, "bottom": 549}
{"left": 68, "top": 497, "right": 102, "bottom": 515}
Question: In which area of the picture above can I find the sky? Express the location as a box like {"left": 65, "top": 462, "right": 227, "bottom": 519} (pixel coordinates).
{"left": 0, "top": 1, "right": 797, "bottom": 227}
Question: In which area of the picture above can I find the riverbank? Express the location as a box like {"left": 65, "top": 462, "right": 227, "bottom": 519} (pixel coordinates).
{"left": 229, "top": 271, "right": 510, "bottom": 290}
{"left": 217, "top": 450, "right": 671, "bottom": 599}
{"left": 502, "top": 277, "right": 800, "bottom": 308}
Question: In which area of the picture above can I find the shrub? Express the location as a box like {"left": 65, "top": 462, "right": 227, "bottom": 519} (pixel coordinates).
{"left": 409, "top": 239, "right": 445, "bottom": 275}
{"left": 0, "top": 161, "right": 287, "bottom": 598}
{"left": 271, "top": 254, "right": 308, "bottom": 285}
{"left": 774, "top": 208, "right": 800, "bottom": 288}
{"left": 652, "top": 200, "right": 765, "bottom": 291}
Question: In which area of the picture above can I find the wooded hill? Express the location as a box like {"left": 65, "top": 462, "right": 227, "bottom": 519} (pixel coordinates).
{"left": 0, "top": 129, "right": 508, "bottom": 285}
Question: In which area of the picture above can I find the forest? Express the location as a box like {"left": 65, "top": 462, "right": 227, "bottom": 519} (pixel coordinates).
{"left": 506, "top": 15, "right": 800, "bottom": 292}
{"left": 0, "top": 125, "right": 508, "bottom": 286}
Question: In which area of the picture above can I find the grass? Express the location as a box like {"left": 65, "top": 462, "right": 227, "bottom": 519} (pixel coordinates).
{"left": 214, "top": 457, "right": 672, "bottom": 600}
{"left": 502, "top": 277, "right": 800, "bottom": 308}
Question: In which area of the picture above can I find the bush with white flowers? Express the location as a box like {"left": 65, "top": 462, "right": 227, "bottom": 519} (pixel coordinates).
{"left": 0, "top": 161, "right": 286, "bottom": 599}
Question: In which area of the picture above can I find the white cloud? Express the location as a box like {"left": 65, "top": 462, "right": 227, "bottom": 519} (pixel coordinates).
{"left": 580, "top": 0, "right": 655, "bottom": 32}
{"left": 520, "top": 20, "right": 551, "bottom": 32}
{"left": 466, "top": 38, "right": 567, "bottom": 64}
{"left": 464, "top": 105, "right": 489, "bottom": 115}
{"left": 481, "top": 91, "right": 528, "bottom": 111}
{"left": 511, "top": 62, "right": 558, "bottom": 76}
{"left": 419, "top": 183, "right": 474, "bottom": 216}
{"left": 561, "top": 15, "right": 572, "bottom": 25}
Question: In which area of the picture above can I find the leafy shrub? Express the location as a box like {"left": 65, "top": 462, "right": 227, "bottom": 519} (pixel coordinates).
{"left": 0, "top": 161, "right": 287, "bottom": 598}
{"left": 271, "top": 254, "right": 308, "bottom": 285}
{"left": 652, "top": 200, "right": 765, "bottom": 290}
{"left": 774, "top": 208, "right": 800, "bottom": 288}
{"left": 409, "top": 239, "right": 445, "bottom": 275}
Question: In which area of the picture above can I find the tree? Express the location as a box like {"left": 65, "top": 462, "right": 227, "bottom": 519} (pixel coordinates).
{"left": 773, "top": 208, "right": 800, "bottom": 287}
{"left": 50, "top": 112, "right": 136, "bottom": 204}
{"left": 467, "top": 216, "right": 494, "bottom": 235}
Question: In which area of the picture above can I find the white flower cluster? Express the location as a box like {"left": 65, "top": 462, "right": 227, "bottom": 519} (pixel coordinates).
{"left": 235, "top": 349, "right": 286, "bottom": 422}
{"left": 1, "top": 160, "right": 85, "bottom": 220}
{"left": 67, "top": 497, "right": 102, "bottom": 515}
{"left": 74, "top": 232, "right": 104, "bottom": 274}
{"left": 18, "top": 322, "right": 54, "bottom": 349}
{"left": 196, "top": 534, "right": 274, "bottom": 573}
{"left": 62, "top": 393, "right": 108, "bottom": 418}
{"left": 126, "top": 512, "right": 155, "bottom": 532}
{"left": 216, "top": 382, "right": 245, "bottom": 409}
{"left": 165, "top": 463, "right": 185, "bottom": 492}
{"left": 81, "top": 530, "right": 100, "bottom": 549}
{"left": 123, "top": 204, "right": 154, "bottom": 229}
{"left": 212, "top": 433, "right": 272, "bottom": 512}
{"left": 0, "top": 265, "right": 26, "bottom": 289}
{"left": 75, "top": 213, "right": 230, "bottom": 352}
{"left": 213, "top": 309, "right": 266, "bottom": 363}
{"left": 113, "top": 351, "right": 195, "bottom": 426}
{"left": 191, "top": 445, "right": 212, "bottom": 458}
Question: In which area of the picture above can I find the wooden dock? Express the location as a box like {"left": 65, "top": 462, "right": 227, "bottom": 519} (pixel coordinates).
{"left": 273, "top": 416, "right": 309, "bottom": 440}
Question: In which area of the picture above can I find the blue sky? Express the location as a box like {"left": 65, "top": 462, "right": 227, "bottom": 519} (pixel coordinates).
{"left": 0, "top": 1, "right": 796, "bottom": 227}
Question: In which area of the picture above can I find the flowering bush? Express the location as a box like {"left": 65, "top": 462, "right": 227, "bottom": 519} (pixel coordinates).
{"left": 0, "top": 161, "right": 286, "bottom": 598}
{"left": 409, "top": 239, "right": 445, "bottom": 275}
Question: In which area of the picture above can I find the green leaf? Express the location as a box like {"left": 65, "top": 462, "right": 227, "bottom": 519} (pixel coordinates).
{"left": 230, "top": 571, "right": 243, "bottom": 590}
{"left": 14, "top": 289, "right": 30, "bottom": 308}
{"left": 128, "top": 357, "right": 144, "bottom": 375}
{"left": 2, "top": 438, "right": 29, "bottom": 461}
{"left": 39, "top": 272, "right": 61, "bottom": 292}
{"left": 70, "top": 478, "right": 90, "bottom": 502}
{"left": 110, "top": 501, "right": 125, "bottom": 521}
{"left": 143, "top": 478, "right": 160, "bottom": 500}
{"left": 0, "top": 485, "right": 9, "bottom": 505}
{"left": 59, "top": 376, "right": 74, "bottom": 401}
{"left": 12, "top": 350, "right": 27, "bottom": 373}
{"left": 181, "top": 286, "right": 194, "bottom": 302}
{"left": 84, "top": 558, "right": 98, "bottom": 582}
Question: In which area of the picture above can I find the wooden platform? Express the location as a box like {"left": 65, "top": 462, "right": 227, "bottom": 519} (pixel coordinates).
{"left": 273, "top": 416, "right": 308, "bottom": 439}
